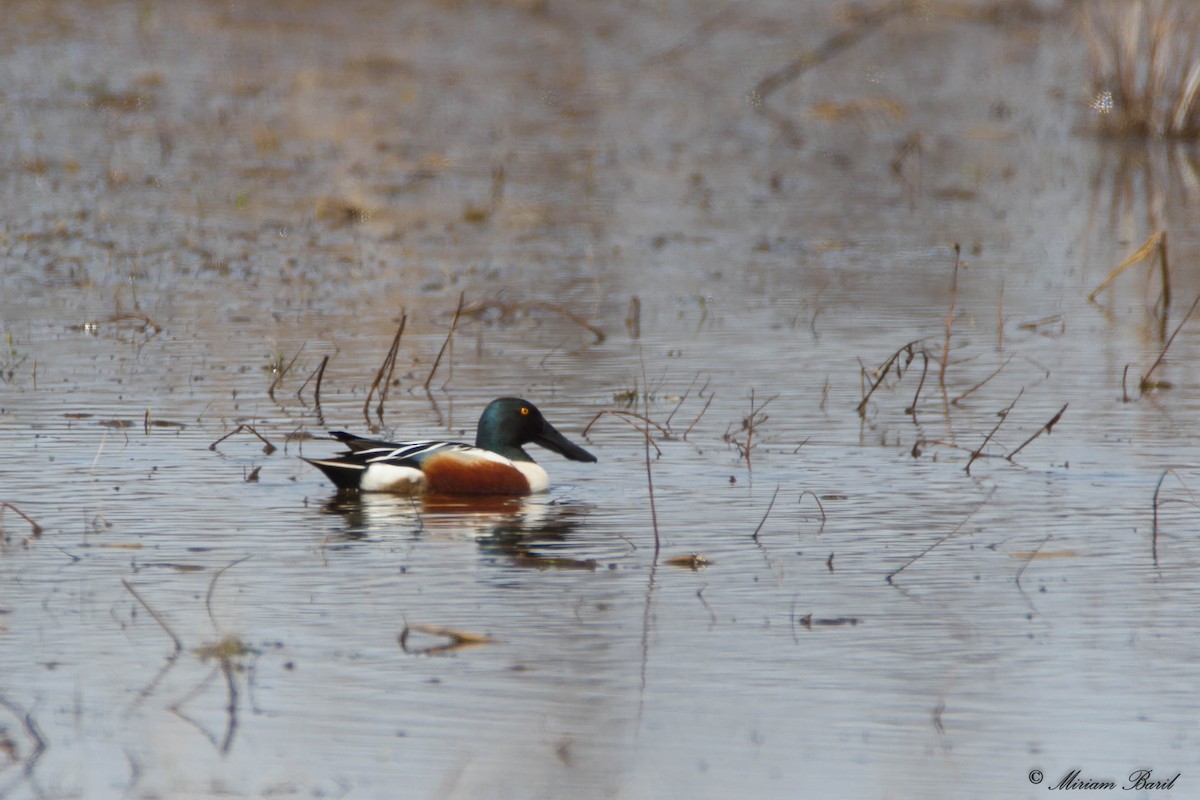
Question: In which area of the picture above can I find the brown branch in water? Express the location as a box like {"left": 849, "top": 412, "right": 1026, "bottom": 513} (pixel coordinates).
{"left": 798, "top": 490, "right": 828, "bottom": 535}
{"left": 425, "top": 292, "right": 465, "bottom": 390}
{"left": 208, "top": 424, "right": 277, "bottom": 455}
{"left": 1140, "top": 291, "right": 1200, "bottom": 392}
{"left": 750, "top": 485, "right": 781, "bottom": 543}
{"left": 364, "top": 314, "right": 407, "bottom": 422}
{"left": 1005, "top": 403, "right": 1068, "bottom": 463}
{"left": 965, "top": 389, "right": 1023, "bottom": 476}
{"left": 887, "top": 488, "right": 996, "bottom": 584}
{"left": 0, "top": 502, "right": 43, "bottom": 538}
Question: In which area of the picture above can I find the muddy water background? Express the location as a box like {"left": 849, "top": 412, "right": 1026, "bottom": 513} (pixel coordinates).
{"left": 3, "top": 1, "right": 1200, "bottom": 798}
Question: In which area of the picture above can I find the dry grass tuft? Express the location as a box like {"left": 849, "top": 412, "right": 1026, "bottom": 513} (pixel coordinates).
{"left": 1083, "top": 0, "right": 1200, "bottom": 138}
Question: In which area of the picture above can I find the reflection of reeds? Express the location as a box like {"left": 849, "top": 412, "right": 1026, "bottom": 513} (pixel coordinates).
{"left": 1083, "top": 0, "right": 1200, "bottom": 138}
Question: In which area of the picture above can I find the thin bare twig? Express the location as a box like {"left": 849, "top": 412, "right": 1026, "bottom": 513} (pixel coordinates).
{"left": 1141, "top": 292, "right": 1200, "bottom": 392}
{"left": 1006, "top": 403, "right": 1068, "bottom": 462}
{"left": 297, "top": 354, "right": 330, "bottom": 406}
{"left": 887, "top": 488, "right": 996, "bottom": 584}
{"left": 951, "top": 356, "right": 1014, "bottom": 406}
{"left": 857, "top": 340, "right": 922, "bottom": 417}
{"left": 965, "top": 389, "right": 1023, "bottom": 476}
{"left": 364, "top": 314, "right": 407, "bottom": 422}
{"left": 683, "top": 391, "right": 714, "bottom": 439}
{"left": 425, "top": 292, "right": 465, "bottom": 390}
{"left": 797, "top": 490, "right": 827, "bottom": 535}
{"left": 750, "top": 485, "right": 781, "bottom": 543}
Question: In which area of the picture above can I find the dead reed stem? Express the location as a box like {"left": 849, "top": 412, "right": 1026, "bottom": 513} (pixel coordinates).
{"left": 857, "top": 340, "right": 922, "bottom": 417}
{"left": 1088, "top": 230, "right": 1170, "bottom": 312}
{"left": 297, "top": 355, "right": 330, "bottom": 407}
{"left": 750, "top": 485, "right": 781, "bottom": 543}
{"left": 1006, "top": 403, "right": 1068, "bottom": 462}
{"left": 965, "top": 389, "right": 1023, "bottom": 476}
{"left": 904, "top": 350, "right": 930, "bottom": 415}
{"left": 425, "top": 292, "right": 465, "bottom": 390}
{"left": 1140, "top": 291, "right": 1200, "bottom": 391}
{"left": 797, "top": 490, "right": 828, "bottom": 535}
{"left": 364, "top": 314, "right": 407, "bottom": 422}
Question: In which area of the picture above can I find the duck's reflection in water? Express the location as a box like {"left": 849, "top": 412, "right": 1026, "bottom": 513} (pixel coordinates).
{"left": 319, "top": 491, "right": 598, "bottom": 570}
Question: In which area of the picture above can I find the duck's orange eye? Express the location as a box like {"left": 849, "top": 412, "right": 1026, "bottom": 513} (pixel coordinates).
{"left": 520, "top": 407, "right": 529, "bottom": 416}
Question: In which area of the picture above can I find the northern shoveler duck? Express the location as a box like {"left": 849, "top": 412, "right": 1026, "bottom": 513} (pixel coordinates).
{"left": 304, "top": 398, "right": 597, "bottom": 495}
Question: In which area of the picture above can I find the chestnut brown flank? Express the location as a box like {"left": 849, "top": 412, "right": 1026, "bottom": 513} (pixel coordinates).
{"left": 421, "top": 452, "right": 531, "bottom": 495}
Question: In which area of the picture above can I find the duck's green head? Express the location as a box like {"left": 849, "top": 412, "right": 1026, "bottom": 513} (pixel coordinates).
{"left": 475, "top": 398, "right": 598, "bottom": 464}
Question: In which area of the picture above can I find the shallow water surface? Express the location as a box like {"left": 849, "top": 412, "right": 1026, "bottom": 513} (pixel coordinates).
{"left": 2, "top": 1, "right": 1200, "bottom": 798}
